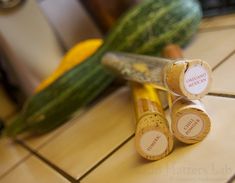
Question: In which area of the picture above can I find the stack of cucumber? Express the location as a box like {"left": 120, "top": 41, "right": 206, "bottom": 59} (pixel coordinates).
{"left": 5, "top": 0, "right": 202, "bottom": 136}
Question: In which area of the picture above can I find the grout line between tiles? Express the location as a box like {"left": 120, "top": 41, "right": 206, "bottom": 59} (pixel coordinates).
{"left": 208, "top": 92, "right": 235, "bottom": 99}
{"left": 4, "top": 16, "right": 234, "bottom": 183}
{"left": 203, "top": 48, "right": 235, "bottom": 100}
{"left": 199, "top": 25, "right": 235, "bottom": 33}
{"left": 27, "top": 110, "right": 88, "bottom": 151}
{"left": 77, "top": 41, "right": 235, "bottom": 181}
{"left": 77, "top": 35, "right": 235, "bottom": 181}
{"left": 0, "top": 153, "right": 31, "bottom": 180}
{"left": 29, "top": 85, "right": 126, "bottom": 152}
{"left": 78, "top": 133, "right": 135, "bottom": 182}
{"left": 15, "top": 139, "right": 77, "bottom": 183}
{"left": 200, "top": 42, "right": 235, "bottom": 183}
{"left": 212, "top": 49, "right": 235, "bottom": 71}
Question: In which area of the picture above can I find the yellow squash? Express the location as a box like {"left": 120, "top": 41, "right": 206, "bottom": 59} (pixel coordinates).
{"left": 35, "top": 39, "right": 103, "bottom": 92}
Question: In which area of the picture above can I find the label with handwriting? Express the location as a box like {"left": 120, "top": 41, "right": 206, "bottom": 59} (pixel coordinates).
{"left": 140, "top": 130, "right": 167, "bottom": 156}
{"left": 177, "top": 113, "right": 204, "bottom": 137}
{"left": 184, "top": 65, "right": 209, "bottom": 94}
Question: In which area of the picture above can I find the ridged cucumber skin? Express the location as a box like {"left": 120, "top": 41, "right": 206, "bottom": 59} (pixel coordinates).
{"left": 5, "top": 0, "right": 202, "bottom": 136}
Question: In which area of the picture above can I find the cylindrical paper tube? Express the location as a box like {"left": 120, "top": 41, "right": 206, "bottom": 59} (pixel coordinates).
{"left": 102, "top": 52, "right": 212, "bottom": 100}
{"left": 163, "top": 44, "right": 211, "bottom": 144}
{"left": 131, "top": 82, "right": 173, "bottom": 160}
{"left": 171, "top": 98, "right": 211, "bottom": 144}
{"left": 163, "top": 59, "right": 212, "bottom": 100}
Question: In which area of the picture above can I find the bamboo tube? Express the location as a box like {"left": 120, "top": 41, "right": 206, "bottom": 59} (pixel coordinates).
{"left": 102, "top": 52, "right": 212, "bottom": 100}
{"left": 170, "top": 98, "right": 211, "bottom": 144}
{"left": 131, "top": 82, "right": 173, "bottom": 160}
{"left": 163, "top": 44, "right": 211, "bottom": 144}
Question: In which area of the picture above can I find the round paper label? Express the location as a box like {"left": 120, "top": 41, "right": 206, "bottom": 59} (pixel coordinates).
{"left": 177, "top": 113, "right": 204, "bottom": 137}
{"left": 184, "top": 65, "right": 209, "bottom": 94}
{"left": 140, "top": 130, "right": 168, "bottom": 156}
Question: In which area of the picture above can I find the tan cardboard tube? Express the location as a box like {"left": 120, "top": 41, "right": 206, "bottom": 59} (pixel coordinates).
{"left": 131, "top": 82, "right": 173, "bottom": 160}
{"left": 163, "top": 44, "right": 211, "bottom": 144}
{"left": 171, "top": 98, "right": 211, "bottom": 144}
{"left": 164, "top": 59, "right": 212, "bottom": 100}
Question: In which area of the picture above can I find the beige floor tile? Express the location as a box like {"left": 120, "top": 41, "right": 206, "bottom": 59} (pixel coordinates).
{"left": 18, "top": 112, "right": 83, "bottom": 150}
{"left": 82, "top": 96, "right": 235, "bottom": 183}
{"left": 18, "top": 130, "right": 64, "bottom": 151}
{"left": 37, "top": 87, "right": 135, "bottom": 179}
{"left": 0, "top": 138, "right": 29, "bottom": 177}
{"left": 200, "top": 13, "right": 235, "bottom": 30}
{"left": 184, "top": 29, "right": 235, "bottom": 68}
{"left": 0, "top": 156, "right": 69, "bottom": 183}
{"left": 211, "top": 53, "right": 235, "bottom": 93}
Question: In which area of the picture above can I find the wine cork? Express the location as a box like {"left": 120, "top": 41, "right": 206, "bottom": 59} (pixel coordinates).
{"left": 171, "top": 98, "right": 211, "bottom": 144}
{"left": 131, "top": 82, "right": 173, "bottom": 160}
{"left": 164, "top": 59, "right": 212, "bottom": 100}
{"left": 163, "top": 44, "right": 211, "bottom": 144}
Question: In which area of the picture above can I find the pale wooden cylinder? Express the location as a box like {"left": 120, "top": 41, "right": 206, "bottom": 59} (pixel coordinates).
{"left": 171, "top": 98, "right": 211, "bottom": 144}
{"left": 163, "top": 44, "right": 211, "bottom": 144}
{"left": 164, "top": 59, "right": 212, "bottom": 100}
{"left": 131, "top": 82, "right": 173, "bottom": 160}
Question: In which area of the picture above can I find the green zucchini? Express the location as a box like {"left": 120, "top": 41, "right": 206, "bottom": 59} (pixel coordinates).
{"left": 5, "top": 0, "right": 202, "bottom": 136}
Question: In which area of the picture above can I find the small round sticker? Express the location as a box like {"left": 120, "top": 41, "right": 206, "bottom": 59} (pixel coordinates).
{"left": 177, "top": 114, "right": 204, "bottom": 137}
{"left": 140, "top": 130, "right": 168, "bottom": 156}
{"left": 184, "top": 65, "right": 209, "bottom": 95}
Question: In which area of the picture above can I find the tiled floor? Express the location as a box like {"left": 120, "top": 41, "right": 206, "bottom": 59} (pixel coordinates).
{"left": 211, "top": 53, "right": 235, "bottom": 93}
{"left": 37, "top": 88, "right": 134, "bottom": 179}
{"left": 82, "top": 96, "right": 235, "bottom": 183}
{"left": 0, "top": 138, "right": 29, "bottom": 178}
{"left": 1, "top": 15, "right": 235, "bottom": 183}
{"left": 0, "top": 155, "right": 69, "bottom": 183}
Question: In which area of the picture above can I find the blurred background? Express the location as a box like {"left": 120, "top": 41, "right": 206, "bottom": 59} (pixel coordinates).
{"left": 0, "top": 0, "right": 235, "bottom": 121}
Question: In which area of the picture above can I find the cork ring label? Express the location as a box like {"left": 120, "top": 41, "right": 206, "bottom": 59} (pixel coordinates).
{"left": 177, "top": 113, "right": 204, "bottom": 137}
{"left": 164, "top": 59, "right": 212, "bottom": 100}
{"left": 184, "top": 65, "right": 209, "bottom": 95}
{"left": 140, "top": 130, "right": 168, "bottom": 157}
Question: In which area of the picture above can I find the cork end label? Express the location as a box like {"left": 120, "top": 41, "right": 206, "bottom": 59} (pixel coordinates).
{"left": 177, "top": 113, "right": 204, "bottom": 137}
{"left": 183, "top": 64, "right": 209, "bottom": 95}
{"left": 140, "top": 130, "right": 168, "bottom": 156}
